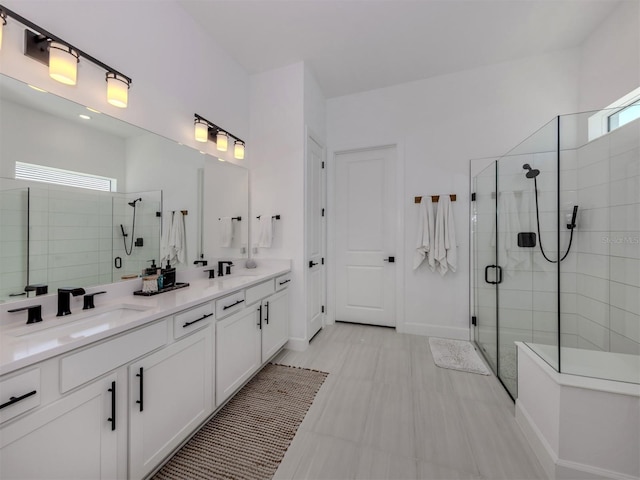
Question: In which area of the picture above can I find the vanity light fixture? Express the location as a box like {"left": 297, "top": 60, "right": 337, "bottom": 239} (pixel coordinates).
{"left": 0, "top": 9, "right": 6, "bottom": 51}
{"left": 0, "top": 4, "right": 132, "bottom": 106}
{"left": 194, "top": 117, "right": 209, "bottom": 143}
{"left": 48, "top": 41, "right": 79, "bottom": 85}
{"left": 193, "top": 113, "right": 246, "bottom": 159}
{"left": 234, "top": 140, "right": 245, "bottom": 160}
{"left": 216, "top": 131, "right": 228, "bottom": 152}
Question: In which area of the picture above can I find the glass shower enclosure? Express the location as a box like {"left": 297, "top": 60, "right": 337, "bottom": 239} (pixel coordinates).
{"left": 472, "top": 107, "right": 640, "bottom": 398}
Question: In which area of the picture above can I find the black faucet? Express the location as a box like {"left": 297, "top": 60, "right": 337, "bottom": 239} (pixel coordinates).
{"left": 8, "top": 304, "right": 43, "bottom": 324}
{"left": 194, "top": 259, "right": 208, "bottom": 267}
{"left": 57, "top": 287, "right": 86, "bottom": 316}
{"left": 217, "top": 261, "right": 234, "bottom": 277}
{"left": 83, "top": 291, "right": 106, "bottom": 310}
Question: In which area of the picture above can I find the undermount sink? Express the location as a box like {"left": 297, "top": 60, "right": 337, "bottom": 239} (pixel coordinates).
{"left": 5, "top": 304, "right": 151, "bottom": 340}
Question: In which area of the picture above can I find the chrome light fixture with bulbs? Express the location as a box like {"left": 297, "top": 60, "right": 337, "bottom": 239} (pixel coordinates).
{"left": 194, "top": 114, "right": 246, "bottom": 160}
{"left": 0, "top": 4, "right": 132, "bottom": 108}
{"left": 0, "top": 8, "right": 7, "bottom": 51}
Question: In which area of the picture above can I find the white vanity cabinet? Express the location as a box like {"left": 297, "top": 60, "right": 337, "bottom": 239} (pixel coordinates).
{"left": 216, "top": 278, "right": 291, "bottom": 406}
{"left": 129, "top": 323, "right": 213, "bottom": 480}
{"left": 215, "top": 305, "right": 262, "bottom": 406}
{"left": 261, "top": 289, "right": 290, "bottom": 362}
{"left": 0, "top": 371, "right": 125, "bottom": 480}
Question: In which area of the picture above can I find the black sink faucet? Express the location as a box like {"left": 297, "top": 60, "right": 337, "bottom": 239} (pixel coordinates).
{"left": 217, "top": 261, "right": 234, "bottom": 277}
{"left": 57, "top": 287, "right": 86, "bottom": 316}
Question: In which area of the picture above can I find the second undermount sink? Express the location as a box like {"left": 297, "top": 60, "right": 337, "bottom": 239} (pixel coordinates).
{"left": 6, "top": 304, "right": 151, "bottom": 340}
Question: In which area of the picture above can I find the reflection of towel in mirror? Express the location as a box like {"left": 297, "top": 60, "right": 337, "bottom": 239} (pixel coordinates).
{"left": 161, "top": 211, "right": 187, "bottom": 265}
{"left": 220, "top": 217, "right": 233, "bottom": 247}
{"left": 434, "top": 196, "right": 457, "bottom": 276}
{"left": 413, "top": 196, "right": 435, "bottom": 270}
{"left": 172, "top": 212, "right": 186, "bottom": 264}
{"left": 160, "top": 212, "right": 173, "bottom": 264}
{"left": 258, "top": 216, "right": 273, "bottom": 248}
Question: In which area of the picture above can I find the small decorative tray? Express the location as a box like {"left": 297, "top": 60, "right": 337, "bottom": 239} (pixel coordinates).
{"left": 133, "top": 282, "right": 190, "bottom": 296}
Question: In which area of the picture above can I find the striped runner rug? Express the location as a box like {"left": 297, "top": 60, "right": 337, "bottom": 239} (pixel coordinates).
{"left": 153, "top": 363, "right": 328, "bottom": 480}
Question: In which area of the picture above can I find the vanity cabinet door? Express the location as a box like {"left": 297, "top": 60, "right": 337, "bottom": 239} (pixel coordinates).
{"left": 129, "top": 326, "right": 213, "bottom": 480}
{"left": 261, "top": 289, "right": 290, "bottom": 363}
{"left": 215, "top": 306, "right": 262, "bottom": 406}
{"left": 0, "top": 372, "right": 122, "bottom": 480}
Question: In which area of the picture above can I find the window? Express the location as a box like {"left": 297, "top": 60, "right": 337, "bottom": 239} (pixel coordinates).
{"left": 588, "top": 86, "right": 640, "bottom": 141}
{"left": 607, "top": 99, "right": 640, "bottom": 132}
{"left": 15, "top": 162, "right": 116, "bottom": 192}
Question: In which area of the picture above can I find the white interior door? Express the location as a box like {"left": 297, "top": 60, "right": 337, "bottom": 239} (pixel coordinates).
{"left": 334, "top": 146, "right": 396, "bottom": 326}
{"left": 306, "top": 135, "right": 326, "bottom": 339}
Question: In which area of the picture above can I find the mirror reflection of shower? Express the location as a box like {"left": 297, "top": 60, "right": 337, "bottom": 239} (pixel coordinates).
{"left": 523, "top": 164, "right": 577, "bottom": 263}
{"left": 121, "top": 197, "right": 142, "bottom": 256}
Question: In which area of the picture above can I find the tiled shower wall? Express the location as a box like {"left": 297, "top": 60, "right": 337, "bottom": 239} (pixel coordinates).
{"left": 573, "top": 119, "right": 640, "bottom": 354}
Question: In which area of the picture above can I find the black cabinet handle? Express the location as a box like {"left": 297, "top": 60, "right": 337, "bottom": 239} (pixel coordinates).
{"left": 278, "top": 279, "right": 291, "bottom": 286}
{"left": 257, "top": 305, "right": 262, "bottom": 329}
{"left": 264, "top": 301, "right": 270, "bottom": 325}
{"left": 136, "top": 367, "right": 144, "bottom": 412}
{"left": 107, "top": 381, "right": 116, "bottom": 431}
{"left": 223, "top": 299, "right": 244, "bottom": 310}
{"left": 183, "top": 313, "right": 213, "bottom": 328}
{"left": 0, "top": 390, "right": 37, "bottom": 410}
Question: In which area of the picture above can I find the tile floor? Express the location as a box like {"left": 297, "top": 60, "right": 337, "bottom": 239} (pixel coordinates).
{"left": 272, "top": 322, "right": 546, "bottom": 480}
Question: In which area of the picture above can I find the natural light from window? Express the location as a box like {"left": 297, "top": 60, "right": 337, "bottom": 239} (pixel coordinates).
{"left": 15, "top": 162, "right": 116, "bottom": 192}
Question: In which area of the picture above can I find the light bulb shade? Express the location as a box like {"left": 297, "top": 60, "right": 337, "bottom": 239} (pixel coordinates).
{"left": 106, "top": 72, "right": 130, "bottom": 108}
{"left": 234, "top": 141, "right": 245, "bottom": 160}
{"left": 216, "top": 131, "right": 228, "bottom": 152}
{"left": 194, "top": 119, "right": 208, "bottom": 143}
{"left": 49, "top": 41, "right": 79, "bottom": 85}
{"left": 0, "top": 10, "right": 6, "bottom": 51}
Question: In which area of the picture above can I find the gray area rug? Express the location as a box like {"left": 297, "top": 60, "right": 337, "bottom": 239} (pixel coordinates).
{"left": 429, "top": 337, "right": 491, "bottom": 375}
{"left": 153, "top": 363, "right": 328, "bottom": 480}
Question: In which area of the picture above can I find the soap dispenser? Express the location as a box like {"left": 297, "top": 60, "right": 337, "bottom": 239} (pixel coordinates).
{"left": 144, "top": 259, "right": 158, "bottom": 276}
{"left": 162, "top": 260, "right": 176, "bottom": 288}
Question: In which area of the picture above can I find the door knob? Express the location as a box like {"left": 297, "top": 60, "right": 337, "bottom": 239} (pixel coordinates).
{"left": 383, "top": 256, "right": 395, "bottom": 263}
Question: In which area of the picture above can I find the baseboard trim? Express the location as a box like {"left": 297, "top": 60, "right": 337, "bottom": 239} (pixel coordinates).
{"left": 515, "top": 401, "right": 557, "bottom": 479}
{"left": 399, "top": 322, "right": 469, "bottom": 340}
{"left": 516, "top": 401, "right": 635, "bottom": 480}
{"left": 285, "top": 337, "right": 308, "bottom": 352}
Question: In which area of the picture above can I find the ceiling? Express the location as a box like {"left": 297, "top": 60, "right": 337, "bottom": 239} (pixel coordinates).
{"left": 179, "top": 0, "right": 621, "bottom": 99}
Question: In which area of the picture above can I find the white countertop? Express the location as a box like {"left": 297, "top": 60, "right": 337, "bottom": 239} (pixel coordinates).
{"left": 0, "top": 262, "right": 290, "bottom": 376}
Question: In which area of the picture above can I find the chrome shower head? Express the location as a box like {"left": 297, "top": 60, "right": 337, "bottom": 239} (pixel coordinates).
{"left": 522, "top": 164, "right": 540, "bottom": 179}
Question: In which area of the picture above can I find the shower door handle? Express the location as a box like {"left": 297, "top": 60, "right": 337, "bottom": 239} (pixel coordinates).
{"left": 484, "top": 265, "right": 498, "bottom": 285}
{"left": 484, "top": 265, "right": 503, "bottom": 285}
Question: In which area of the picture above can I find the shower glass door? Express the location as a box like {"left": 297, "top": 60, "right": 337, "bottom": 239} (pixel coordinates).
{"left": 473, "top": 162, "right": 498, "bottom": 373}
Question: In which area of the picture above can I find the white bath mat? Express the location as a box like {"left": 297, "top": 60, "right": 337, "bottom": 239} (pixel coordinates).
{"left": 428, "top": 338, "right": 491, "bottom": 375}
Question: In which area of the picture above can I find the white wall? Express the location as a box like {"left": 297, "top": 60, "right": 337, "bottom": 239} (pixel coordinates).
{"left": 578, "top": 0, "right": 640, "bottom": 111}
{"left": 0, "top": 0, "right": 249, "bottom": 163}
{"left": 249, "top": 62, "right": 306, "bottom": 341}
{"left": 327, "top": 49, "right": 581, "bottom": 339}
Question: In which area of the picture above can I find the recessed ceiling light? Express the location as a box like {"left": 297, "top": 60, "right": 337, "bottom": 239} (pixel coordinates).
{"left": 28, "top": 85, "right": 47, "bottom": 93}
{"left": 79, "top": 114, "right": 91, "bottom": 120}
{"left": 86, "top": 107, "right": 101, "bottom": 114}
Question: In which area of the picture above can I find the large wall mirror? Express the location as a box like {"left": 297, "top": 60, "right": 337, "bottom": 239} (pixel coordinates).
{"left": 0, "top": 74, "right": 248, "bottom": 304}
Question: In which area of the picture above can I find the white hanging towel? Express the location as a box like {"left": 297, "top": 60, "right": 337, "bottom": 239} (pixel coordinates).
{"left": 220, "top": 217, "right": 233, "bottom": 248}
{"left": 491, "top": 192, "right": 528, "bottom": 274}
{"left": 434, "top": 196, "right": 457, "bottom": 276}
{"left": 160, "top": 211, "right": 175, "bottom": 264}
{"left": 172, "top": 211, "right": 187, "bottom": 264}
{"left": 258, "top": 216, "right": 273, "bottom": 248}
{"left": 413, "top": 196, "right": 435, "bottom": 270}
